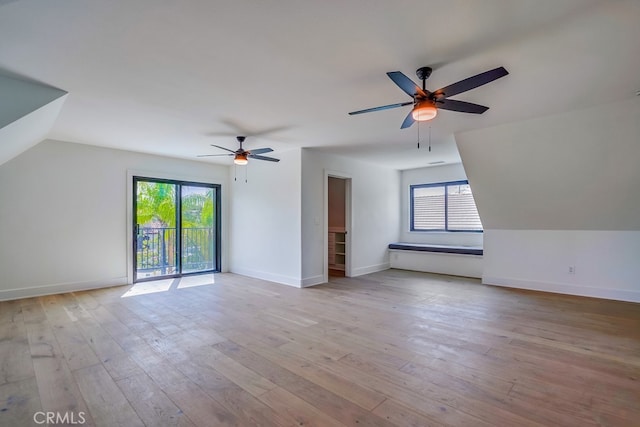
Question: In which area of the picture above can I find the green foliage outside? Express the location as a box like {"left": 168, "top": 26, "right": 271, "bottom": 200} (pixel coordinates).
{"left": 136, "top": 182, "right": 214, "bottom": 228}
{"left": 136, "top": 182, "right": 177, "bottom": 227}
{"left": 136, "top": 181, "right": 215, "bottom": 273}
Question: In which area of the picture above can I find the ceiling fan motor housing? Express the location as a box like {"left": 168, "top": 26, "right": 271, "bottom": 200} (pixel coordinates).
{"left": 416, "top": 66, "right": 432, "bottom": 82}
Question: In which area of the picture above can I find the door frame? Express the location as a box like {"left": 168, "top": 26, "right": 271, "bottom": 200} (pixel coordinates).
{"left": 323, "top": 170, "right": 352, "bottom": 283}
{"left": 126, "top": 170, "right": 222, "bottom": 284}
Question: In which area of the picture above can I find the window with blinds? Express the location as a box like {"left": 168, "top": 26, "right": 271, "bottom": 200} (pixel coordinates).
{"left": 410, "top": 180, "right": 483, "bottom": 232}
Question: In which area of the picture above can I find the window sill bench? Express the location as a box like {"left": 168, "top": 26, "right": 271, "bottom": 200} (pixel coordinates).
{"left": 387, "top": 243, "right": 483, "bottom": 256}
{"left": 388, "top": 243, "right": 483, "bottom": 278}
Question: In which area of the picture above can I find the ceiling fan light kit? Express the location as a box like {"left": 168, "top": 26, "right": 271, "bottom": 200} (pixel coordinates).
{"left": 197, "top": 135, "right": 279, "bottom": 165}
{"left": 234, "top": 153, "right": 248, "bottom": 165}
{"left": 411, "top": 100, "right": 438, "bottom": 121}
{"left": 349, "top": 65, "right": 508, "bottom": 128}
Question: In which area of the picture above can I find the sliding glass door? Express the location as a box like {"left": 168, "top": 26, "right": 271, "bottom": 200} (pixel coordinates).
{"left": 133, "top": 177, "right": 220, "bottom": 282}
{"left": 181, "top": 184, "right": 216, "bottom": 274}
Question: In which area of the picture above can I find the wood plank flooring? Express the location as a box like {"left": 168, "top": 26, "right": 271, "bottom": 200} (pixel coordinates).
{"left": 1, "top": 270, "right": 639, "bottom": 426}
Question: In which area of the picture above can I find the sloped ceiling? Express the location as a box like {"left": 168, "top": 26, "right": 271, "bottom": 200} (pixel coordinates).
{"left": 0, "top": 0, "right": 638, "bottom": 170}
{"left": 0, "top": 73, "right": 67, "bottom": 165}
{"left": 457, "top": 97, "right": 640, "bottom": 230}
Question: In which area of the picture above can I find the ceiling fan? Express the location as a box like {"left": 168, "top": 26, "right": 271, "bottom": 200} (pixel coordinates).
{"left": 197, "top": 136, "right": 279, "bottom": 165}
{"left": 348, "top": 66, "right": 508, "bottom": 128}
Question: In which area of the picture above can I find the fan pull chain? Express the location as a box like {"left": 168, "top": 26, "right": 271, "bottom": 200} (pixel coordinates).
{"left": 233, "top": 164, "right": 249, "bottom": 183}
{"left": 429, "top": 125, "right": 431, "bottom": 152}
{"left": 417, "top": 121, "right": 420, "bottom": 149}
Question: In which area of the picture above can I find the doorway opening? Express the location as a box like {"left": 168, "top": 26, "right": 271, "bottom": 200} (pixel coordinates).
{"left": 133, "top": 177, "right": 221, "bottom": 282}
{"left": 327, "top": 175, "right": 351, "bottom": 279}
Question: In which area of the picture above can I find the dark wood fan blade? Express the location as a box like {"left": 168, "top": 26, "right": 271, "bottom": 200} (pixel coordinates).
{"left": 400, "top": 110, "right": 415, "bottom": 129}
{"left": 432, "top": 66, "right": 508, "bottom": 99}
{"left": 387, "top": 72, "right": 427, "bottom": 98}
{"left": 349, "top": 101, "right": 413, "bottom": 115}
{"left": 197, "top": 154, "right": 234, "bottom": 157}
{"left": 436, "top": 99, "right": 489, "bottom": 114}
{"left": 248, "top": 147, "right": 273, "bottom": 155}
{"left": 210, "top": 144, "right": 236, "bottom": 153}
{"left": 248, "top": 154, "right": 280, "bottom": 162}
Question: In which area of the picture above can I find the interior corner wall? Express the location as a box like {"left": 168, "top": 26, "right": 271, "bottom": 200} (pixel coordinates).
{"left": 456, "top": 97, "right": 640, "bottom": 302}
{"left": 228, "top": 148, "right": 302, "bottom": 287}
{"left": 0, "top": 140, "right": 230, "bottom": 301}
{"left": 301, "top": 149, "right": 401, "bottom": 285}
{"left": 399, "top": 163, "right": 483, "bottom": 247}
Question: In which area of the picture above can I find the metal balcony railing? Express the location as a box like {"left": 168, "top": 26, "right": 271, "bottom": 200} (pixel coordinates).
{"left": 136, "top": 227, "right": 214, "bottom": 274}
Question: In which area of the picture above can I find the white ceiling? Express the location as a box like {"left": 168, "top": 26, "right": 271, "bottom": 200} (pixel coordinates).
{"left": 1, "top": 0, "right": 638, "bottom": 170}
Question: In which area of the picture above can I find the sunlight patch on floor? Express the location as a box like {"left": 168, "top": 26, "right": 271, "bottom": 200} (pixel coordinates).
{"left": 177, "top": 274, "right": 215, "bottom": 289}
{"left": 121, "top": 274, "right": 215, "bottom": 297}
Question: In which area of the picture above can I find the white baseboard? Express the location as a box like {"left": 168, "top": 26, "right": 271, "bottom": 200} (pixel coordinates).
{"left": 229, "top": 267, "right": 302, "bottom": 288}
{"left": 301, "top": 275, "right": 326, "bottom": 288}
{"left": 483, "top": 276, "right": 640, "bottom": 303}
{"left": 351, "top": 262, "right": 390, "bottom": 277}
{"left": 0, "top": 277, "right": 128, "bottom": 302}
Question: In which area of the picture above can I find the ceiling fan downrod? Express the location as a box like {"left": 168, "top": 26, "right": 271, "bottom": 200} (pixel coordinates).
{"left": 416, "top": 66, "right": 432, "bottom": 92}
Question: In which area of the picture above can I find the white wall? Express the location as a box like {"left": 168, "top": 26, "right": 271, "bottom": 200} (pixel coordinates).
{"left": 484, "top": 230, "right": 640, "bottom": 302}
{"left": 400, "top": 163, "right": 483, "bottom": 247}
{"left": 0, "top": 139, "right": 229, "bottom": 300}
{"left": 457, "top": 97, "right": 640, "bottom": 302}
{"left": 228, "top": 148, "right": 302, "bottom": 287}
{"left": 301, "top": 149, "right": 400, "bottom": 285}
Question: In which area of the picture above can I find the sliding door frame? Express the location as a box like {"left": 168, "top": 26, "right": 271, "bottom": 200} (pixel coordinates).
{"left": 131, "top": 175, "right": 221, "bottom": 283}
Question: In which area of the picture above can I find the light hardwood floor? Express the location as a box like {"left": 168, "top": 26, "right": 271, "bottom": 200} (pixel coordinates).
{"left": 1, "top": 270, "right": 639, "bottom": 426}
